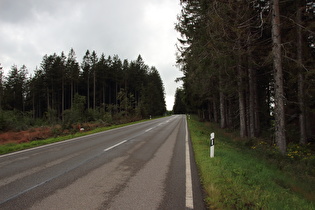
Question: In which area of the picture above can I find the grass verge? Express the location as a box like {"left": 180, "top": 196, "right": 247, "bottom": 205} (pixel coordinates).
{"left": 188, "top": 115, "right": 315, "bottom": 209}
{"left": 0, "top": 118, "right": 151, "bottom": 155}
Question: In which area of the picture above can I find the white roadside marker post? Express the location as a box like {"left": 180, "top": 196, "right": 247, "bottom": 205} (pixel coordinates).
{"left": 210, "top": 132, "right": 215, "bottom": 158}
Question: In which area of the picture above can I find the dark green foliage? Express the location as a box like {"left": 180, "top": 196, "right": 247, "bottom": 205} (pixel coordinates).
{"left": 141, "top": 67, "right": 166, "bottom": 116}
{"left": 3, "top": 65, "right": 27, "bottom": 111}
{"left": 0, "top": 110, "right": 39, "bottom": 131}
{"left": 175, "top": 0, "right": 315, "bottom": 149}
{"left": 173, "top": 88, "right": 186, "bottom": 114}
{"left": 0, "top": 50, "right": 166, "bottom": 131}
{"left": 62, "top": 93, "right": 86, "bottom": 128}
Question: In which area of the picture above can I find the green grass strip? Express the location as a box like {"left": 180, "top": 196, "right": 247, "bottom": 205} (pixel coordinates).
{"left": 188, "top": 116, "right": 315, "bottom": 209}
{"left": 0, "top": 119, "right": 151, "bottom": 155}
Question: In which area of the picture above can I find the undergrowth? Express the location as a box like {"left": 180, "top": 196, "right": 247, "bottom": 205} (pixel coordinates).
{"left": 0, "top": 118, "right": 151, "bottom": 155}
{"left": 188, "top": 115, "right": 315, "bottom": 209}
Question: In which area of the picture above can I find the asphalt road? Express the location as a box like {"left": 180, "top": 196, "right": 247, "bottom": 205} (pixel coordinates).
{"left": 0, "top": 115, "right": 206, "bottom": 210}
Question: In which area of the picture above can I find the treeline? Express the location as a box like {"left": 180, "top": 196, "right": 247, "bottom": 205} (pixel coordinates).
{"left": 174, "top": 0, "right": 315, "bottom": 154}
{"left": 0, "top": 49, "right": 166, "bottom": 130}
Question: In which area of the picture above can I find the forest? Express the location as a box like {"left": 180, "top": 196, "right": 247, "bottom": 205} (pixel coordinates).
{"left": 0, "top": 50, "right": 166, "bottom": 132}
{"left": 174, "top": 0, "right": 315, "bottom": 154}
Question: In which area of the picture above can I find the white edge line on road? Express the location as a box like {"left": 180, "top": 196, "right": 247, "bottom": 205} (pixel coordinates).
{"left": 103, "top": 140, "right": 128, "bottom": 152}
{"left": 185, "top": 116, "right": 194, "bottom": 209}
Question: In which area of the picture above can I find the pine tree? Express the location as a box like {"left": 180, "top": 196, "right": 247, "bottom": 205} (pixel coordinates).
{"left": 0, "top": 64, "right": 3, "bottom": 110}
{"left": 66, "top": 48, "right": 80, "bottom": 110}
{"left": 1, "top": 49, "right": 167, "bottom": 128}
{"left": 81, "top": 50, "right": 92, "bottom": 109}
{"left": 173, "top": 88, "right": 186, "bottom": 114}
{"left": 4, "top": 65, "right": 28, "bottom": 111}
{"left": 272, "top": 0, "right": 286, "bottom": 154}
{"left": 90, "top": 51, "right": 98, "bottom": 110}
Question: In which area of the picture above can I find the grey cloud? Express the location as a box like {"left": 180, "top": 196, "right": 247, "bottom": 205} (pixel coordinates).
{"left": 0, "top": 0, "right": 182, "bottom": 109}
{"left": 0, "top": 0, "right": 33, "bottom": 24}
{"left": 0, "top": 0, "right": 63, "bottom": 24}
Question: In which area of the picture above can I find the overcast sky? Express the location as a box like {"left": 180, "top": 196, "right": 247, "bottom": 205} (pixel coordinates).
{"left": 0, "top": 0, "right": 183, "bottom": 110}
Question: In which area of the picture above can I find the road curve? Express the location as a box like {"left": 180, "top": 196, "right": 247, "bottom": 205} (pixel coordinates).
{"left": 0, "top": 115, "right": 205, "bottom": 209}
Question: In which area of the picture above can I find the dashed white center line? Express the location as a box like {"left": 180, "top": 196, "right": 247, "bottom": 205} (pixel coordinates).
{"left": 103, "top": 140, "right": 128, "bottom": 152}
{"left": 145, "top": 128, "right": 153, "bottom": 133}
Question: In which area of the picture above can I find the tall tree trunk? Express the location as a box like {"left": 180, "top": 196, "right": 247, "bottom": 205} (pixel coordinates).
{"left": 237, "top": 39, "right": 247, "bottom": 138}
{"left": 93, "top": 69, "right": 96, "bottom": 110}
{"left": 297, "top": 6, "right": 307, "bottom": 144}
{"left": 213, "top": 100, "right": 218, "bottom": 123}
{"left": 238, "top": 67, "right": 247, "bottom": 138}
{"left": 47, "top": 87, "right": 50, "bottom": 110}
{"left": 248, "top": 48, "right": 257, "bottom": 138}
{"left": 0, "top": 67, "right": 2, "bottom": 110}
{"left": 103, "top": 85, "right": 106, "bottom": 105}
{"left": 71, "top": 81, "right": 74, "bottom": 109}
{"left": 32, "top": 89, "right": 35, "bottom": 118}
{"left": 227, "top": 99, "right": 233, "bottom": 127}
{"left": 62, "top": 76, "right": 65, "bottom": 121}
{"left": 208, "top": 102, "right": 212, "bottom": 122}
{"left": 254, "top": 93, "right": 260, "bottom": 135}
{"left": 272, "top": 0, "right": 286, "bottom": 154}
{"left": 116, "top": 82, "right": 118, "bottom": 106}
{"left": 219, "top": 97, "right": 226, "bottom": 128}
{"left": 87, "top": 73, "right": 90, "bottom": 109}
{"left": 109, "top": 85, "right": 112, "bottom": 105}
{"left": 219, "top": 70, "right": 226, "bottom": 128}
{"left": 253, "top": 66, "right": 260, "bottom": 135}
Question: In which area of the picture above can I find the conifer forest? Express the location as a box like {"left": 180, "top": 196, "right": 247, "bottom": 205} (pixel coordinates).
{"left": 174, "top": 0, "right": 315, "bottom": 154}
{"left": 0, "top": 50, "right": 166, "bottom": 131}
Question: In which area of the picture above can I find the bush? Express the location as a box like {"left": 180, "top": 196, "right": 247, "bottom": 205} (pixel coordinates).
{"left": 0, "top": 111, "right": 9, "bottom": 131}
{"left": 0, "top": 110, "right": 37, "bottom": 132}
{"left": 45, "top": 108, "right": 58, "bottom": 125}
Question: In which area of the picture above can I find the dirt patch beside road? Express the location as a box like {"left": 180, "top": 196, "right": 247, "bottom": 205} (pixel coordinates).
{"left": 0, "top": 127, "right": 52, "bottom": 145}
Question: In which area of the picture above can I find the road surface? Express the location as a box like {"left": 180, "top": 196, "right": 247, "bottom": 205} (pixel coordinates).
{"left": 0, "top": 115, "right": 205, "bottom": 209}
